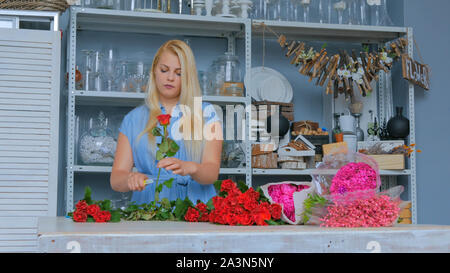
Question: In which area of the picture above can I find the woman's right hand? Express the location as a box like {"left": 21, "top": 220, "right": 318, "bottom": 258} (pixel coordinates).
{"left": 127, "top": 172, "right": 148, "bottom": 192}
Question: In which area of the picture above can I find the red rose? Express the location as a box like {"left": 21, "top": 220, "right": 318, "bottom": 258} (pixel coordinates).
{"left": 220, "top": 179, "right": 238, "bottom": 194}
{"left": 184, "top": 207, "right": 200, "bottom": 222}
{"left": 225, "top": 213, "right": 238, "bottom": 226}
{"left": 243, "top": 199, "right": 259, "bottom": 211}
{"left": 212, "top": 196, "right": 224, "bottom": 209}
{"left": 157, "top": 114, "right": 171, "bottom": 126}
{"left": 75, "top": 200, "right": 88, "bottom": 213}
{"left": 238, "top": 213, "right": 254, "bottom": 226}
{"left": 87, "top": 204, "right": 100, "bottom": 217}
{"left": 199, "top": 212, "right": 210, "bottom": 222}
{"left": 252, "top": 205, "right": 271, "bottom": 226}
{"left": 94, "top": 210, "right": 111, "bottom": 222}
{"left": 195, "top": 202, "right": 208, "bottom": 213}
{"left": 226, "top": 195, "right": 239, "bottom": 208}
{"left": 244, "top": 188, "right": 260, "bottom": 201}
{"left": 270, "top": 203, "right": 282, "bottom": 220}
{"left": 73, "top": 210, "right": 87, "bottom": 222}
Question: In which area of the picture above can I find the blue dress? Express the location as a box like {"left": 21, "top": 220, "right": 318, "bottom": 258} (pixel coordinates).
{"left": 118, "top": 102, "right": 221, "bottom": 205}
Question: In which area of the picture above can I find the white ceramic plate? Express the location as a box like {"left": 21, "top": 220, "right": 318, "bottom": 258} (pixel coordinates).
{"left": 244, "top": 66, "right": 293, "bottom": 102}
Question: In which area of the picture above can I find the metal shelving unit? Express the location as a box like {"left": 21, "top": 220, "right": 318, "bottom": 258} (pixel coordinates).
{"left": 66, "top": 7, "right": 252, "bottom": 213}
{"left": 65, "top": 7, "right": 417, "bottom": 223}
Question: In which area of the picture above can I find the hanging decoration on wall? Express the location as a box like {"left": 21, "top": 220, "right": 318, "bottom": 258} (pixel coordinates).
{"left": 401, "top": 54, "right": 430, "bottom": 90}
{"left": 253, "top": 22, "right": 409, "bottom": 100}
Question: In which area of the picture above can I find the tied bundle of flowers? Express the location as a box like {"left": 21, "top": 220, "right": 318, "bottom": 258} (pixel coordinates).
{"left": 330, "top": 162, "right": 378, "bottom": 195}
{"left": 267, "top": 184, "right": 310, "bottom": 222}
{"left": 69, "top": 187, "right": 121, "bottom": 223}
{"left": 319, "top": 194, "right": 401, "bottom": 228}
{"left": 184, "top": 179, "right": 284, "bottom": 226}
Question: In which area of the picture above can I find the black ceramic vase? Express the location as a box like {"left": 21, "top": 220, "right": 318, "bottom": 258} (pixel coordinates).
{"left": 266, "top": 112, "right": 290, "bottom": 137}
{"left": 387, "top": 107, "right": 410, "bottom": 139}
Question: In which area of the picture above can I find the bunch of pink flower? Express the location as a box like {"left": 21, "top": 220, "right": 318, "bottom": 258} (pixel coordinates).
{"left": 330, "top": 162, "right": 378, "bottom": 195}
{"left": 268, "top": 184, "right": 310, "bottom": 222}
{"left": 320, "top": 195, "right": 400, "bottom": 228}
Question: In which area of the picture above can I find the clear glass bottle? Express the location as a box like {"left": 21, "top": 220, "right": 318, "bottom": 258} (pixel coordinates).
{"left": 332, "top": 0, "right": 347, "bottom": 24}
{"left": 317, "top": 0, "right": 332, "bottom": 24}
{"left": 267, "top": 0, "right": 281, "bottom": 21}
{"left": 116, "top": 61, "right": 130, "bottom": 92}
{"left": 332, "top": 113, "right": 342, "bottom": 142}
{"left": 79, "top": 111, "right": 117, "bottom": 166}
{"left": 368, "top": 0, "right": 393, "bottom": 26}
{"left": 80, "top": 49, "right": 93, "bottom": 91}
{"left": 300, "top": 0, "right": 312, "bottom": 23}
{"left": 103, "top": 48, "right": 117, "bottom": 91}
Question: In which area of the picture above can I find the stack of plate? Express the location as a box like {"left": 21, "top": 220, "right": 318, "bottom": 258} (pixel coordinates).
{"left": 244, "top": 66, "right": 293, "bottom": 103}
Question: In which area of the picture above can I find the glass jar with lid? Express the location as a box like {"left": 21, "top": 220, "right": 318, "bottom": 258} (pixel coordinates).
{"left": 216, "top": 52, "right": 243, "bottom": 95}
{"left": 79, "top": 111, "right": 117, "bottom": 165}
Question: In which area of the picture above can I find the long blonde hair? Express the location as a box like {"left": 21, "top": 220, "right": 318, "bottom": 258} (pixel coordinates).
{"left": 138, "top": 40, "right": 205, "bottom": 162}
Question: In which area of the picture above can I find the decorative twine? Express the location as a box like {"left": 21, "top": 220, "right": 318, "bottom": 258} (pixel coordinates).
{"left": 253, "top": 22, "right": 282, "bottom": 69}
{"left": 413, "top": 37, "right": 431, "bottom": 82}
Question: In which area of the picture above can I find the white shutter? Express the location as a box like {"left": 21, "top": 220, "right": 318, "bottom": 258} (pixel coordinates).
{"left": 0, "top": 28, "right": 60, "bottom": 253}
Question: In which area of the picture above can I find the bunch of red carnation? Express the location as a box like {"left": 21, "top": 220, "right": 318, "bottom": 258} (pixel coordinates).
{"left": 184, "top": 179, "right": 282, "bottom": 226}
{"left": 72, "top": 200, "right": 112, "bottom": 223}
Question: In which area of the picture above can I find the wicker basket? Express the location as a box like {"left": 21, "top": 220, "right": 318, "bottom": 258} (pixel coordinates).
{"left": 0, "top": 0, "right": 70, "bottom": 12}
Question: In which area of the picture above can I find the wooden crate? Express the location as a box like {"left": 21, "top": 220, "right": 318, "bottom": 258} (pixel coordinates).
{"left": 367, "top": 154, "right": 405, "bottom": 170}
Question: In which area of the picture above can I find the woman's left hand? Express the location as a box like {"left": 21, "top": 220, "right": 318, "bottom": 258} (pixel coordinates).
{"left": 157, "top": 157, "right": 197, "bottom": 176}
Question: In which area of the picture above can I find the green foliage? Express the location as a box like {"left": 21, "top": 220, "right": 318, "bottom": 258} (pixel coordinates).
{"left": 151, "top": 127, "right": 162, "bottom": 137}
{"left": 362, "top": 44, "right": 370, "bottom": 53}
{"left": 213, "top": 180, "right": 222, "bottom": 193}
{"left": 265, "top": 219, "right": 287, "bottom": 225}
{"left": 163, "top": 178, "right": 174, "bottom": 189}
{"left": 173, "top": 197, "right": 194, "bottom": 221}
{"left": 302, "top": 193, "right": 329, "bottom": 224}
{"left": 83, "top": 186, "right": 93, "bottom": 205}
{"left": 156, "top": 150, "right": 164, "bottom": 161}
{"left": 237, "top": 180, "right": 249, "bottom": 193}
{"left": 256, "top": 187, "right": 270, "bottom": 203}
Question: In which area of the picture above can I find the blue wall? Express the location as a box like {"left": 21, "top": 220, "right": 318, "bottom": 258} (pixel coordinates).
{"left": 401, "top": 0, "right": 450, "bottom": 225}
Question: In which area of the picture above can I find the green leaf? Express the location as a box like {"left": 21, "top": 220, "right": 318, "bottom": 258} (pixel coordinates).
{"left": 161, "top": 198, "right": 171, "bottom": 209}
{"left": 206, "top": 198, "right": 214, "bottom": 210}
{"left": 159, "top": 140, "right": 169, "bottom": 153}
{"left": 213, "top": 180, "right": 223, "bottom": 193}
{"left": 166, "top": 151, "right": 176, "bottom": 157}
{"left": 156, "top": 183, "right": 163, "bottom": 194}
{"left": 321, "top": 43, "right": 328, "bottom": 49}
{"left": 163, "top": 178, "right": 174, "bottom": 189}
{"left": 237, "top": 181, "right": 249, "bottom": 193}
{"left": 256, "top": 187, "right": 269, "bottom": 203}
{"left": 169, "top": 139, "right": 180, "bottom": 153}
{"left": 86, "top": 216, "right": 95, "bottom": 222}
{"left": 98, "top": 199, "right": 111, "bottom": 211}
{"left": 265, "top": 219, "right": 280, "bottom": 225}
{"left": 110, "top": 210, "right": 121, "bottom": 222}
{"left": 84, "top": 186, "right": 93, "bottom": 205}
{"left": 152, "top": 127, "right": 163, "bottom": 137}
{"left": 156, "top": 150, "right": 164, "bottom": 161}
{"left": 173, "top": 197, "right": 194, "bottom": 221}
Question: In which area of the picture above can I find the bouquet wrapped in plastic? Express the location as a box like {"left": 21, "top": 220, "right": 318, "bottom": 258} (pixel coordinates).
{"left": 312, "top": 152, "right": 381, "bottom": 197}
{"left": 303, "top": 152, "right": 405, "bottom": 227}
{"left": 260, "top": 181, "right": 315, "bottom": 225}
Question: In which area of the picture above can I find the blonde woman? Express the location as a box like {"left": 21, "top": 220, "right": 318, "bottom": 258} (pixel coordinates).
{"left": 110, "top": 40, "right": 223, "bottom": 204}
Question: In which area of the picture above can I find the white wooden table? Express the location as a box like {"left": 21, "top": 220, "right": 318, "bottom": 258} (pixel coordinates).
{"left": 37, "top": 217, "right": 450, "bottom": 253}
